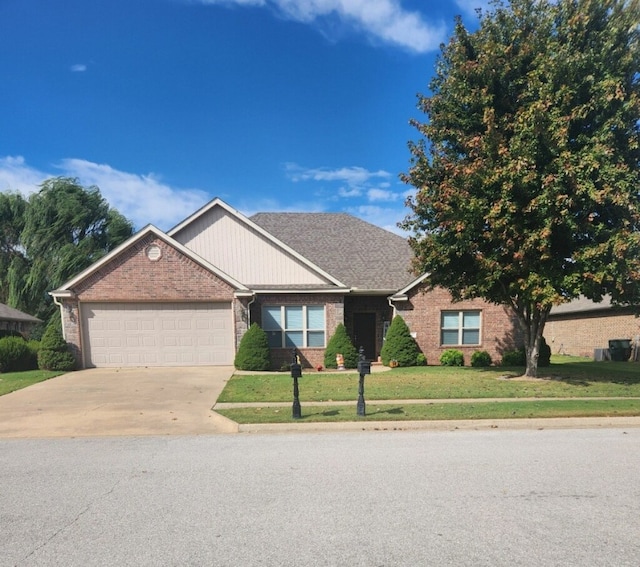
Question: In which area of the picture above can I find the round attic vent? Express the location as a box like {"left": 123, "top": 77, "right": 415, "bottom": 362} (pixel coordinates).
{"left": 146, "top": 245, "right": 162, "bottom": 261}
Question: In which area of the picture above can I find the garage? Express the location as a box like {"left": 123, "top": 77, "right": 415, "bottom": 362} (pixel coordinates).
{"left": 81, "top": 302, "right": 234, "bottom": 367}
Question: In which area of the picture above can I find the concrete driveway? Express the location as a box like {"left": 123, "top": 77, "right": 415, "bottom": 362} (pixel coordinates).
{"left": 0, "top": 366, "right": 236, "bottom": 438}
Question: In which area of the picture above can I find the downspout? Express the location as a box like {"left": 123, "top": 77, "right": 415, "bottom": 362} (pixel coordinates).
{"left": 51, "top": 295, "right": 67, "bottom": 340}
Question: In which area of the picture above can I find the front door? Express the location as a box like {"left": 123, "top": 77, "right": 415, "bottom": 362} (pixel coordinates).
{"left": 353, "top": 313, "right": 376, "bottom": 361}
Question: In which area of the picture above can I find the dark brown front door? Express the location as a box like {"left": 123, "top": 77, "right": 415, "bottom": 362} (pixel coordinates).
{"left": 353, "top": 313, "right": 376, "bottom": 361}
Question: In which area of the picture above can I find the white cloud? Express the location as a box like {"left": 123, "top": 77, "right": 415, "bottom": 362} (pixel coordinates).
{"left": 0, "top": 156, "right": 46, "bottom": 193}
{"left": 0, "top": 155, "right": 209, "bottom": 231}
{"left": 367, "top": 187, "right": 403, "bottom": 202}
{"left": 70, "top": 64, "right": 87, "bottom": 72}
{"left": 285, "top": 162, "right": 390, "bottom": 187}
{"left": 196, "top": 0, "right": 446, "bottom": 52}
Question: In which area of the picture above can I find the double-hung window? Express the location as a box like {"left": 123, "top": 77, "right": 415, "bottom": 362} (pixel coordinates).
{"left": 262, "top": 305, "right": 325, "bottom": 348}
{"left": 441, "top": 310, "right": 481, "bottom": 346}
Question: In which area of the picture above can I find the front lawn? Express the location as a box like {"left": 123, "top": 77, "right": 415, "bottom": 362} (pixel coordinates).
{"left": 216, "top": 356, "right": 640, "bottom": 423}
{"left": 0, "top": 370, "right": 64, "bottom": 396}
{"left": 217, "top": 356, "right": 640, "bottom": 404}
{"left": 217, "top": 399, "right": 640, "bottom": 424}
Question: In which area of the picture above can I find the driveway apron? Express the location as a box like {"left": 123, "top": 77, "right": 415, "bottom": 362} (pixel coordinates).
{"left": 0, "top": 367, "right": 236, "bottom": 438}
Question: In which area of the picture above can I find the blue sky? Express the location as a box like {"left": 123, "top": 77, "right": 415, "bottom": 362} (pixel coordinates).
{"left": 0, "top": 0, "right": 487, "bottom": 234}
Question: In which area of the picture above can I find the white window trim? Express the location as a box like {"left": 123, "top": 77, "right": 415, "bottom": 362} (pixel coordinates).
{"left": 441, "top": 310, "right": 482, "bottom": 346}
{"left": 263, "top": 305, "right": 326, "bottom": 348}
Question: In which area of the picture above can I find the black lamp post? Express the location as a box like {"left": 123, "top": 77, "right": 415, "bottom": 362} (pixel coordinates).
{"left": 290, "top": 348, "right": 302, "bottom": 419}
{"left": 356, "top": 346, "right": 371, "bottom": 416}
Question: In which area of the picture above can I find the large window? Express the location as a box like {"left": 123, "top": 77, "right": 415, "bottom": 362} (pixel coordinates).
{"left": 262, "top": 305, "right": 325, "bottom": 348}
{"left": 441, "top": 311, "right": 481, "bottom": 346}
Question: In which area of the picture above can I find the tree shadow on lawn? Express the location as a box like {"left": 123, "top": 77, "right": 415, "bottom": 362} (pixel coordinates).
{"left": 540, "top": 362, "right": 640, "bottom": 386}
{"left": 302, "top": 407, "right": 407, "bottom": 419}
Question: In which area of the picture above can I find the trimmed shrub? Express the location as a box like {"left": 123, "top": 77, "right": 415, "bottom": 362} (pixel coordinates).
{"left": 0, "top": 336, "right": 38, "bottom": 372}
{"left": 37, "top": 318, "right": 75, "bottom": 372}
{"left": 501, "top": 347, "right": 526, "bottom": 366}
{"left": 471, "top": 350, "right": 492, "bottom": 367}
{"left": 440, "top": 349, "right": 464, "bottom": 366}
{"left": 234, "top": 323, "right": 271, "bottom": 371}
{"left": 416, "top": 353, "right": 427, "bottom": 366}
{"left": 539, "top": 337, "right": 551, "bottom": 367}
{"left": 380, "top": 316, "right": 420, "bottom": 367}
{"left": 324, "top": 324, "right": 358, "bottom": 369}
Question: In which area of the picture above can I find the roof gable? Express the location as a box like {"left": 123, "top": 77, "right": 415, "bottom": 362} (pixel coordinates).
{"left": 51, "top": 225, "right": 248, "bottom": 296}
{"left": 169, "top": 198, "right": 346, "bottom": 288}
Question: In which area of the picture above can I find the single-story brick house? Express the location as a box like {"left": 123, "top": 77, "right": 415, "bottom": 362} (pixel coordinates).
{"left": 51, "top": 198, "right": 521, "bottom": 368}
{"left": 0, "top": 303, "right": 41, "bottom": 336}
{"left": 546, "top": 296, "right": 640, "bottom": 359}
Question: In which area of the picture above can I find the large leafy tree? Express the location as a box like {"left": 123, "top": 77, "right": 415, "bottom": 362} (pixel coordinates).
{"left": 401, "top": 0, "right": 640, "bottom": 377}
{"left": 0, "top": 178, "right": 134, "bottom": 326}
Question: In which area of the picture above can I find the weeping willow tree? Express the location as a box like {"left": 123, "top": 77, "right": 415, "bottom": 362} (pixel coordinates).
{"left": 0, "top": 178, "right": 133, "bottom": 328}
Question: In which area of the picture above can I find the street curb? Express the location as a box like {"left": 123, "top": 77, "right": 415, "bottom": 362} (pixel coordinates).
{"left": 232, "top": 415, "right": 640, "bottom": 434}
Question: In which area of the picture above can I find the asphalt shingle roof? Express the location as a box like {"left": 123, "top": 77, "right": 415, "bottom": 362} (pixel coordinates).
{"left": 0, "top": 303, "right": 41, "bottom": 323}
{"left": 250, "top": 212, "right": 415, "bottom": 291}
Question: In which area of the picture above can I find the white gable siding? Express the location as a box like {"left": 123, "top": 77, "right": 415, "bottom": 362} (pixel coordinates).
{"left": 172, "top": 207, "right": 330, "bottom": 286}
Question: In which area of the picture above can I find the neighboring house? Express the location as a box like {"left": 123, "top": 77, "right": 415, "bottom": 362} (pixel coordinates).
{"left": 50, "top": 198, "right": 521, "bottom": 368}
{"left": 0, "top": 303, "right": 41, "bottom": 336}
{"left": 547, "top": 296, "right": 640, "bottom": 359}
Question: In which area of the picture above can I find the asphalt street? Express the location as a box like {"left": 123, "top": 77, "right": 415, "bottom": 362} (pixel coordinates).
{"left": 2, "top": 428, "right": 640, "bottom": 566}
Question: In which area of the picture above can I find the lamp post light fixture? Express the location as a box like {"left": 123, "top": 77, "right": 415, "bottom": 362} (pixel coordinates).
{"left": 356, "top": 346, "right": 371, "bottom": 416}
{"left": 290, "top": 348, "right": 302, "bottom": 419}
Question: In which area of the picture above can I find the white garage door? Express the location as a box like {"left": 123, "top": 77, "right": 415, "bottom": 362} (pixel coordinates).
{"left": 81, "top": 302, "right": 234, "bottom": 367}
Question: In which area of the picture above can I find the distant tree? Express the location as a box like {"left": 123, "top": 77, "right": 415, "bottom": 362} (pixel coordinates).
{"left": 324, "top": 324, "right": 358, "bottom": 369}
{"left": 402, "top": 0, "right": 640, "bottom": 377}
{"left": 380, "top": 316, "right": 421, "bottom": 367}
{"left": 0, "top": 178, "right": 134, "bottom": 326}
{"left": 234, "top": 323, "right": 271, "bottom": 371}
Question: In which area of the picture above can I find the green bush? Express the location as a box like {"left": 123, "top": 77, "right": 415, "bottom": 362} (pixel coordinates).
{"left": 234, "top": 323, "right": 271, "bottom": 371}
{"left": 37, "top": 318, "right": 75, "bottom": 371}
{"left": 501, "top": 347, "right": 526, "bottom": 366}
{"left": 471, "top": 350, "right": 492, "bottom": 367}
{"left": 440, "top": 349, "right": 464, "bottom": 366}
{"left": 416, "top": 353, "right": 427, "bottom": 366}
{"left": 0, "top": 336, "right": 38, "bottom": 372}
{"left": 539, "top": 337, "right": 551, "bottom": 367}
{"left": 380, "top": 316, "right": 420, "bottom": 367}
{"left": 324, "top": 324, "right": 358, "bottom": 369}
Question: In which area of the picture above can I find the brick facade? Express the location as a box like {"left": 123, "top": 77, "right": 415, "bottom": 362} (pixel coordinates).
{"left": 394, "top": 285, "right": 522, "bottom": 366}
{"left": 546, "top": 308, "right": 640, "bottom": 358}
{"left": 59, "top": 236, "right": 241, "bottom": 368}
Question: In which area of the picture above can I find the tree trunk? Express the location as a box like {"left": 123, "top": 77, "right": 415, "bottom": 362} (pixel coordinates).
{"left": 514, "top": 303, "right": 551, "bottom": 378}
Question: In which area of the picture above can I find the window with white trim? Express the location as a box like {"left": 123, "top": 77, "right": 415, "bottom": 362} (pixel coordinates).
{"left": 262, "top": 305, "right": 325, "bottom": 348}
{"left": 441, "top": 310, "right": 481, "bottom": 345}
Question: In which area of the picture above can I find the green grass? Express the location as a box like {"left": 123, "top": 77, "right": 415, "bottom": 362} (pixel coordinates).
{"left": 216, "top": 399, "right": 640, "bottom": 424}
{"left": 217, "top": 355, "right": 640, "bottom": 423}
{"left": 0, "top": 370, "right": 64, "bottom": 396}
{"left": 218, "top": 356, "right": 640, "bottom": 403}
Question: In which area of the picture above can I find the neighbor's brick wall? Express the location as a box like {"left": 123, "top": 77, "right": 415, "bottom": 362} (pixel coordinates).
{"left": 62, "top": 236, "right": 238, "bottom": 368}
{"left": 546, "top": 309, "right": 640, "bottom": 357}
{"left": 396, "top": 286, "right": 522, "bottom": 366}
{"left": 250, "top": 293, "right": 345, "bottom": 369}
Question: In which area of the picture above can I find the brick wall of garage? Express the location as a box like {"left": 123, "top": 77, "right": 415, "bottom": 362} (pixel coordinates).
{"left": 60, "top": 236, "right": 238, "bottom": 368}
{"left": 395, "top": 285, "right": 523, "bottom": 366}
{"left": 546, "top": 309, "right": 640, "bottom": 358}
